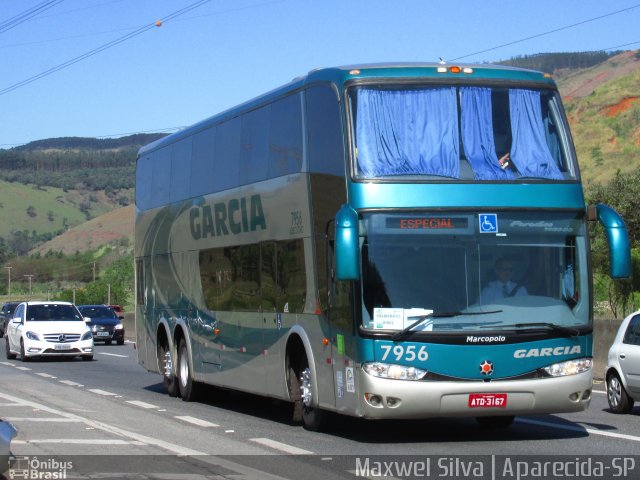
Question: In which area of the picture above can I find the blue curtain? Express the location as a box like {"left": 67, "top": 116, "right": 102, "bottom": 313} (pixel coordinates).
{"left": 355, "top": 88, "right": 459, "bottom": 178}
{"left": 461, "top": 87, "right": 514, "bottom": 180}
{"left": 509, "top": 89, "right": 563, "bottom": 179}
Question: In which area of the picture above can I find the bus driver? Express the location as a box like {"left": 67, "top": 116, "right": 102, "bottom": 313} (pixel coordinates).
{"left": 480, "top": 257, "right": 528, "bottom": 303}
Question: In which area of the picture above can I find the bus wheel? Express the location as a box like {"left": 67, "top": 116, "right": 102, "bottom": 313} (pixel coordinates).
{"left": 158, "top": 342, "right": 179, "bottom": 397}
{"left": 476, "top": 416, "right": 514, "bottom": 428}
{"left": 299, "top": 358, "right": 325, "bottom": 431}
{"left": 177, "top": 338, "right": 199, "bottom": 401}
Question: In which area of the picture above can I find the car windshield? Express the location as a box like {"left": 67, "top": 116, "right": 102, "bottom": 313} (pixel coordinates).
{"left": 359, "top": 210, "right": 589, "bottom": 334}
{"left": 26, "top": 304, "right": 82, "bottom": 321}
{"left": 79, "top": 306, "right": 117, "bottom": 318}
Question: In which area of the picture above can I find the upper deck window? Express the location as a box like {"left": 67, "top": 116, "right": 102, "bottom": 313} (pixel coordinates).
{"left": 349, "top": 85, "right": 577, "bottom": 181}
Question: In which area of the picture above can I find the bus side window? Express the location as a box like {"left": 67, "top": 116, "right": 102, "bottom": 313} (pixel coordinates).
{"left": 261, "top": 240, "right": 306, "bottom": 313}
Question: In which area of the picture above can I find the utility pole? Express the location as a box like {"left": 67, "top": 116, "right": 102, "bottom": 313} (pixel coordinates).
{"left": 4, "top": 265, "right": 11, "bottom": 301}
{"left": 24, "top": 274, "right": 34, "bottom": 298}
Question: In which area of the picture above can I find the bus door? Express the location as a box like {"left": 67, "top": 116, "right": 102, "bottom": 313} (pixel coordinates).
{"left": 328, "top": 278, "right": 357, "bottom": 412}
{"left": 326, "top": 229, "right": 357, "bottom": 412}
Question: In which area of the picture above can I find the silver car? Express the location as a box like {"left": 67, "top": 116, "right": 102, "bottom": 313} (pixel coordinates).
{"left": 605, "top": 310, "right": 640, "bottom": 413}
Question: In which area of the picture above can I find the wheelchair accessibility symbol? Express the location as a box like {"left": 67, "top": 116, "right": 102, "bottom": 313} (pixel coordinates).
{"left": 479, "top": 214, "right": 498, "bottom": 233}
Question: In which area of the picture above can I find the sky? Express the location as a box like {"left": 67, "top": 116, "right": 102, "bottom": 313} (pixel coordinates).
{"left": 1, "top": 0, "right": 639, "bottom": 148}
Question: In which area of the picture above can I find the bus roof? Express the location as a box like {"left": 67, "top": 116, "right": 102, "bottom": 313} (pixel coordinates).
{"left": 138, "top": 62, "right": 556, "bottom": 156}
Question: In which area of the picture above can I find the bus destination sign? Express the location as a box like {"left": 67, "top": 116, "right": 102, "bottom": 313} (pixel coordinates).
{"left": 387, "top": 217, "right": 469, "bottom": 230}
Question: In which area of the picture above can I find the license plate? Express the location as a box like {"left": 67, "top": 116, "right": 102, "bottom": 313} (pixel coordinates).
{"left": 54, "top": 344, "right": 72, "bottom": 350}
{"left": 468, "top": 393, "right": 507, "bottom": 408}
{"left": 96, "top": 332, "right": 109, "bottom": 337}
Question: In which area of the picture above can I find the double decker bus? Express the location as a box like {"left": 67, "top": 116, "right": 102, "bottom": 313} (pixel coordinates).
{"left": 135, "top": 63, "right": 630, "bottom": 430}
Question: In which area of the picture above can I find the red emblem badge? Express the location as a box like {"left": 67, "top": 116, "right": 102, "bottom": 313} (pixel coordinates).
{"left": 479, "top": 360, "right": 494, "bottom": 375}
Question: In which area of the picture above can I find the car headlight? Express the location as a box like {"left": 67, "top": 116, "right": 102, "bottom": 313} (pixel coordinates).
{"left": 81, "top": 331, "right": 93, "bottom": 341}
{"left": 543, "top": 357, "right": 592, "bottom": 377}
{"left": 25, "top": 331, "right": 41, "bottom": 341}
{"left": 363, "top": 362, "right": 427, "bottom": 380}
{"left": 114, "top": 323, "right": 124, "bottom": 330}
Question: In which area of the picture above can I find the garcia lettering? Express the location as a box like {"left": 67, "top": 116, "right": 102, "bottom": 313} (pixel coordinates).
{"left": 513, "top": 345, "right": 581, "bottom": 358}
{"left": 190, "top": 194, "right": 266, "bottom": 240}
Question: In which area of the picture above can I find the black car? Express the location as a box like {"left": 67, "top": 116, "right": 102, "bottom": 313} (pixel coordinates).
{"left": 77, "top": 305, "right": 125, "bottom": 345}
{"left": 0, "top": 302, "right": 21, "bottom": 338}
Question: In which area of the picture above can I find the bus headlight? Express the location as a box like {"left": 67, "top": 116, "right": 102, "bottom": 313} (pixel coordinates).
{"left": 543, "top": 358, "right": 592, "bottom": 377}
{"left": 363, "top": 362, "right": 427, "bottom": 380}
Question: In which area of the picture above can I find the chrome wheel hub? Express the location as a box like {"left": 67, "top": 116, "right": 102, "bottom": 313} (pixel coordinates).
{"left": 179, "top": 349, "right": 189, "bottom": 387}
{"left": 300, "top": 367, "right": 313, "bottom": 407}
{"left": 163, "top": 350, "right": 173, "bottom": 377}
{"left": 608, "top": 377, "right": 621, "bottom": 407}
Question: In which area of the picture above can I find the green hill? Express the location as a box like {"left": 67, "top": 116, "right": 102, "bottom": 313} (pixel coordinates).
{"left": 556, "top": 50, "right": 640, "bottom": 186}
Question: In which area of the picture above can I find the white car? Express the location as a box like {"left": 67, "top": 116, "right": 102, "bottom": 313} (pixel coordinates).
{"left": 605, "top": 310, "right": 640, "bottom": 413}
{"left": 5, "top": 301, "right": 94, "bottom": 362}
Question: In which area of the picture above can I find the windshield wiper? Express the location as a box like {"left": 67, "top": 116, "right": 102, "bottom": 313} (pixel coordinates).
{"left": 391, "top": 310, "right": 502, "bottom": 341}
{"left": 514, "top": 322, "right": 580, "bottom": 337}
{"left": 484, "top": 322, "right": 580, "bottom": 337}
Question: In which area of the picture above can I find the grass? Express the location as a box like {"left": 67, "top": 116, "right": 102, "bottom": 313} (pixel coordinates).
{"left": 0, "top": 179, "right": 124, "bottom": 238}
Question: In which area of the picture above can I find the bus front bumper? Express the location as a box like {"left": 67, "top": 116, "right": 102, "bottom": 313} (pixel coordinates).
{"left": 357, "top": 370, "right": 592, "bottom": 419}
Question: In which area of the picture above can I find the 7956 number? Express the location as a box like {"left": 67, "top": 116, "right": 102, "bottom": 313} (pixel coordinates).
{"left": 380, "top": 344, "right": 428, "bottom": 362}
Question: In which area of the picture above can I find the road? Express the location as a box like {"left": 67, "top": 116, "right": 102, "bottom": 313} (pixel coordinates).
{"left": 1, "top": 339, "right": 639, "bottom": 479}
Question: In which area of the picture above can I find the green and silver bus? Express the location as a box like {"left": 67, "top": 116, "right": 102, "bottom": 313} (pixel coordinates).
{"left": 135, "top": 63, "right": 630, "bottom": 429}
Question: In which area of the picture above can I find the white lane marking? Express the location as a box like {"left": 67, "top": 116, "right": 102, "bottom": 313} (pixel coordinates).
{"left": 15, "top": 366, "right": 32, "bottom": 371}
{"left": 250, "top": 437, "right": 313, "bottom": 455}
{"left": 99, "top": 352, "right": 128, "bottom": 358}
{"left": 88, "top": 389, "right": 118, "bottom": 396}
{"left": 0, "top": 402, "right": 22, "bottom": 407}
{"left": 125, "top": 400, "right": 158, "bottom": 409}
{"left": 0, "top": 361, "right": 15, "bottom": 366}
{"left": 35, "top": 373, "right": 57, "bottom": 378}
{"left": 13, "top": 439, "right": 145, "bottom": 445}
{"left": 5, "top": 417, "right": 82, "bottom": 422}
{"left": 592, "top": 389, "right": 606, "bottom": 395}
{"left": 0, "top": 391, "right": 205, "bottom": 456}
{"left": 518, "top": 418, "right": 640, "bottom": 443}
{"left": 59, "top": 380, "right": 84, "bottom": 387}
{"left": 175, "top": 415, "right": 219, "bottom": 428}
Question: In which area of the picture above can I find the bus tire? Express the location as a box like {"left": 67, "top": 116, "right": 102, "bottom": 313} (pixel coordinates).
{"left": 177, "top": 338, "right": 199, "bottom": 401}
{"left": 158, "top": 342, "right": 179, "bottom": 397}
{"left": 476, "top": 415, "right": 514, "bottom": 428}
{"left": 299, "top": 357, "right": 325, "bottom": 431}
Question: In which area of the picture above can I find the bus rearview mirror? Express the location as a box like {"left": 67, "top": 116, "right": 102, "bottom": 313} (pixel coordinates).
{"left": 334, "top": 204, "right": 360, "bottom": 281}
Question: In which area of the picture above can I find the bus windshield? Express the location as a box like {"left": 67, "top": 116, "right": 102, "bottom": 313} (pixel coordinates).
{"left": 348, "top": 84, "right": 577, "bottom": 181}
{"left": 360, "top": 211, "right": 589, "bottom": 333}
